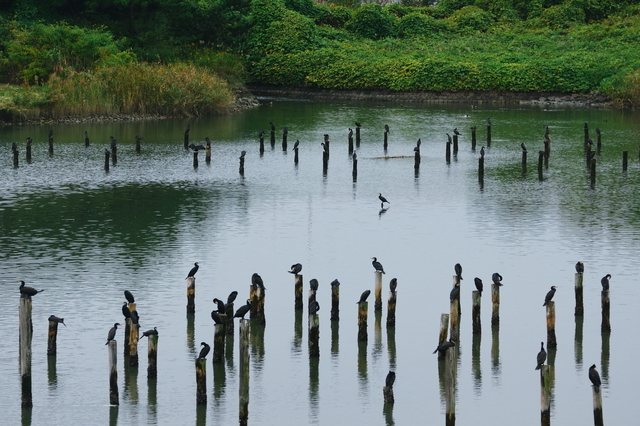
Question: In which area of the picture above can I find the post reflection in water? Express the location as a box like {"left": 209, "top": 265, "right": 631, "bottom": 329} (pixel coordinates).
{"left": 309, "top": 357, "right": 320, "bottom": 424}
{"left": 383, "top": 401, "right": 395, "bottom": 426}
{"left": 373, "top": 311, "right": 383, "bottom": 364}
{"left": 21, "top": 408, "right": 31, "bottom": 426}
{"left": 225, "top": 332, "right": 235, "bottom": 370}
{"left": 186, "top": 312, "right": 196, "bottom": 355}
{"left": 292, "top": 309, "right": 303, "bottom": 356}
{"left": 147, "top": 377, "right": 157, "bottom": 424}
{"left": 471, "top": 334, "right": 482, "bottom": 395}
{"left": 213, "top": 362, "right": 227, "bottom": 415}
{"left": 251, "top": 322, "right": 266, "bottom": 378}
{"left": 108, "top": 406, "right": 118, "bottom": 426}
{"left": 574, "top": 315, "right": 584, "bottom": 370}
{"left": 601, "top": 332, "right": 610, "bottom": 385}
{"left": 357, "top": 341, "right": 368, "bottom": 401}
{"left": 47, "top": 355, "right": 57, "bottom": 390}
{"left": 195, "top": 404, "right": 207, "bottom": 426}
{"left": 491, "top": 324, "right": 500, "bottom": 385}
{"left": 123, "top": 362, "right": 139, "bottom": 404}
{"left": 331, "top": 320, "right": 339, "bottom": 358}
{"left": 386, "top": 327, "right": 396, "bottom": 372}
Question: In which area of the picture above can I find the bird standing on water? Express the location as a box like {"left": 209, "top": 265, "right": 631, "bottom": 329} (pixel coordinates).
{"left": 186, "top": 262, "right": 199, "bottom": 278}
{"left": 474, "top": 277, "right": 483, "bottom": 296}
{"left": 105, "top": 323, "right": 121, "bottom": 345}
{"left": 18, "top": 281, "right": 44, "bottom": 297}
{"left": 289, "top": 263, "right": 302, "bottom": 274}
{"left": 589, "top": 364, "right": 601, "bottom": 392}
{"left": 543, "top": 286, "right": 557, "bottom": 306}
{"left": 601, "top": 274, "right": 611, "bottom": 291}
{"left": 198, "top": 342, "right": 211, "bottom": 359}
{"left": 371, "top": 257, "right": 385, "bottom": 274}
{"left": 535, "top": 342, "right": 547, "bottom": 370}
{"left": 378, "top": 193, "right": 389, "bottom": 208}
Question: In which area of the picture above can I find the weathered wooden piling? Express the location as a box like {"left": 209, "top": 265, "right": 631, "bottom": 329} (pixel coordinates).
{"left": 111, "top": 144, "right": 117, "bottom": 164}
{"left": 108, "top": 340, "right": 119, "bottom": 405}
{"left": 374, "top": 271, "right": 383, "bottom": 311}
{"left": 239, "top": 154, "right": 245, "bottom": 175}
{"left": 282, "top": 128, "right": 288, "bottom": 151}
{"left": 26, "top": 138, "right": 32, "bottom": 161}
{"left": 48, "top": 137, "right": 54, "bottom": 154}
{"left": 135, "top": 137, "right": 141, "bottom": 153}
{"left": 127, "top": 309, "right": 139, "bottom": 366}
{"left": 195, "top": 358, "right": 207, "bottom": 405}
{"left": 13, "top": 149, "right": 19, "bottom": 167}
{"left": 478, "top": 156, "right": 484, "bottom": 181}
{"left": 225, "top": 303, "right": 235, "bottom": 336}
{"left": 19, "top": 297, "right": 33, "bottom": 408}
{"left": 439, "top": 313, "right": 450, "bottom": 346}
{"left": 414, "top": 149, "right": 420, "bottom": 171}
{"left": 357, "top": 301, "right": 368, "bottom": 342}
{"left": 540, "top": 365, "right": 551, "bottom": 426}
{"left": 186, "top": 277, "right": 195, "bottom": 313}
{"left": 147, "top": 334, "right": 158, "bottom": 379}
{"left": 446, "top": 141, "right": 451, "bottom": 163}
{"left": 84, "top": 132, "right": 90, "bottom": 147}
{"left": 348, "top": 130, "right": 354, "bottom": 154}
{"left": 308, "top": 311, "right": 320, "bottom": 358}
{"left": 239, "top": 319, "right": 250, "bottom": 425}
{"left": 47, "top": 317, "right": 61, "bottom": 356}
{"left": 383, "top": 371, "right": 395, "bottom": 404}
{"left": 522, "top": 149, "right": 527, "bottom": 174}
{"left": 575, "top": 272, "right": 584, "bottom": 316}
{"left": 596, "top": 129, "right": 602, "bottom": 154}
{"left": 471, "top": 126, "right": 477, "bottom": 150}
{"left": 486, "top": 120, "right": 492, "bottom": 147}
{"left": 590, "top": 158, "right": 596, "bottom": 185}
{"left": 294, "top": 273, "right": 303, "bottom": 310}
{"left": 254, "top": 286, "right": 266, "bottom": 326}
{"left": 386, "top": 288, "right": 397, "bottom": 328}
{"left": 472, "top": 290, "right": 481, "bottom": 335}
{"left": 193, "top": 151, "right": 198, "bottom": 169}
{"left": 601, "top": 291, "right": 610, "bottom": 332}
{"left": 586, "top": 143, "right": 593, "bottom": 167}
{"left": 330, "top": 279, "right": 340, "bottom": 321}
{"left": 270, "top": 128, "right": 276, "bottom": 148}
{"left": 355, "top": 125, "right": 361, "bottom": 146}
{"left": 453, "top": 134, "right": 458, "bottom": 154}
{"left": 584, "top": 122, "right": 589, "bottom": 145}
{"left": 491, "top": 284, "right": 500, "bottom": 325}
{"left": 592, "top": 384, "right": 604, "bottom": 426}
{"left": 294, "top": 146, "right": 299, "bottom": 164}
{"left": 444, "top": 344, "right": 456, "bottom": 426}
{"left": 352, "top": 153, "right": 357, "bottom": 180}
{"left": 449, "top": 298, "right": 460, "bottom": 342}
{"left": 546, "top": 301, "right": 557, "bottom": 349}
{"left": 184, "top": 127, "right": 190, "bottom": 149}
{"left": 213, "top": 320, "right": 226, "bottom": 363}
{"left": 623, "top": 150, "right": 628, "bottom": 171}
{"left": 538, "top": 151, "right": 544, "bottom": 179}
{"left": 104, "top": 150, "right": 110, "bottom": 171}
{"left": 259, "top": 132, "right": 265, "bottom": 154}
{"left": 205, "top": 146, "right": 211, "bottom": 164}
{"left": 383, "top": 131, "right": 388, "bottom": 151}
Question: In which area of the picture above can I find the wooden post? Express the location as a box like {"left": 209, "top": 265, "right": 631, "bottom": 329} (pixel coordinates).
{"left": 47, "top": 318, "right": 59, "bottom": 356}
{"left": 108, "top": 340, "right": 118, "bottom": 405}
{"left": 239, "top": 319, "right": 250, "bottom": 425}
{"left": 446, "top": 141, "right": 451, "bottom": 163}
{"left": 540, "top": 365, "right": 551, "bottom": 426}
{"left": 486, "top": 121, "right": 492, "bottom": 147}
{"left": 19, "top": 297, "right": 33, "bottom": 408}
{"left": 259, "top": 133, "right": 265, "bottom": 154}
{"left": 147, "top": 334, "right": 158, "bottom": 378}
{"left": 449, "top": 299, "right": 460, "bottom": 342}
{"left": 104, "top": 150, "right": 110, "bottom": 171}
{"left": 294, "top": 274, "right": 303, "bottom": 310}
{"left": 414, "top": 149, "right": 420, "bottom": 171}
{"left": 386, "top": 289, "right": 397, "bottom": 328}
{"left": 309, "top": 312, "right": 320, "bottom": 358}
{"left": 213, "top": 321, "right": 226, "bottom": 363}
{"left": 357, "top": 301, "right": 368, "bottom": 342}
{"left": 205, "top": 146, "right": 211, "bottom": 164}
{"left": 352, "top": 154, "right": 357, "bottom": 180}
{"left": 374, "top": 271, "right": 383, "bottom": 311}
{"left": 491, "top": 284, "right": 500, "bottom": 325}
{"left": 355, "top": 126, "right": 361, "bottom": 147}
{"left": 538, "top": 151, "right": 544, "bottom": 180}
{"left": 383, "top": 132, "right": 388, "bottom": 151}
{"left": 225, "top": 303, "right": 235, "bottom": 335}
{"left": 184, "top": 132, "right": 189, "bottom": 149}
{"left": 444, "top": 344, "right": 456, "bottom": 426}
{"left": 471, "top": 126, "right": 477, "bottom": 150}
{"left": 575, "top": 272, "right": 584, "bottom": 316}
{"left": 472, "top": 290, "right": 481, "bottom": 335}
{"left": 593, "top": 385, "right": 604, "bottom": 426}
{"left": 270, "top": 129, "right": 275, "bottom": 149}
{"left": 239, "top": 156, "right": 245, "bottom": 175}
{"left": 135, "top": 138, "right": 141, "bottom": 153}
{"left": 294, "top": 146, "right": 299, "bottom": 164}
{"left": 111, "top": 144, "right": 117, "bottom": 165}
{"left": 586, "top": 144, "right": 593, "bottom": 167}
{"left": 546, "top": 301, "right": 557, "bottom": 349}
{"left": 439, "top": 313, "right": 450, "bottom": 346}
{"left": 479, "top": 156, "right": 484, "bottom": 181}
{"left": 584, "top": 122, "right": 589, "bottom": 145}
{"left": 623, "top": 150, "right": 628, "bottom": 172}
{"left": 84, "top": 133, "right": 90, "bottom": 147}
{"left": 590, "top": 158, "right": 596, "bottom": 185}
{"left": 330, "top": 279, "right": 340, "bottom": 321}
{"left": 13, "top": 149, "right": 18, "bottom": 167}
{"left": 193, "top": 151, "right": 198, "bottom": 169}
{"left": 601, "top": 291, "right": 610, "bottom": 332}
{"left": 348, "top": 133, "right": 354, "bottom": 155}
{"left": 453, "top": 134, "right": 458, "bottom": 154}
{"left": 256, "top": 287, "right": 266, "bottom": 326}
{"left": 186, "top": 277, "right": 195, "bottom": 313}
{"left": 128, "top": 309, "right": 139, "bottom": 367}
{"left": 596, "top": 131, "right": 602, "bottom": 154}
{"left": 48, "top": 137, "right": 54, "bottom": 154}
{"left": 195, "top": 358, "right": 207, "bottom": 406}
{"left": 544, "top": 140, "right": 550, "bottom": 168}
{"left": 26, "top": 138, "right": 32, "bottom": 161}
{"left": 124, "top": 317, "right": 131, "bottom": 357}
{"left": 522, "top": 150, "right": 527, "bottom": 175}
{"left": 282, "top": 131, "right": 288, "bottom": 151}
{"left": 323, "top": 151, "right": 329, "bottom": 174}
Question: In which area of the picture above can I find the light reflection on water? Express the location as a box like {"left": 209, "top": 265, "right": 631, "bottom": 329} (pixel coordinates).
{"left": 1, "top": 100, "right": 640, "bottom": 425}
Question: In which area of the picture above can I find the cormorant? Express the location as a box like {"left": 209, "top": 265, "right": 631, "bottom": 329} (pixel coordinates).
{"left": 384, "top": 124, "right": 390, "bottom": 133}
{"left": 480, "top": 146, "right": 485, "bottom": 158}
{"left": 355, "top": 121, "right": 361, "bottom": 128}
{"left": 187, "top": 262, "right": 199, "bottom": 278}
{"left": 358, "top": 289, "right": 371, "bottom": 303}
{"left": 227, "top": 291, "right": 238, "bottom": 305}
{"left": 385, "top": 371, "right": 396, "bottom": 389}
{"left": 184, "top": 124, "right": 190, "bottom": 135}
{"left": 213, "top": 298, "right": 226, "bottom": 312}
{"left": 450, "top": 282, "right": 460, "bottom": 303}
{"left": 433, "top": 339, "right": 455, "bottom": 354}
{"left": 251, "top": 273, "right": 265, "bottom": 289}
{"left": 390, "top": 278, "right": 397, "bottom": 293}
{"left": 416, "top": 138, "right": 421, "bottom": 148}
{"left": 124, "top": 290, "right": 135, "bottom": 304}
{"left": 587, "top": 150, "right": 596, "bottom": 161}
{"left": 289, "top": 263, "right": 302, "bottom": 274}
{"left": 205, "top": 137, "right": 211, "bottom": 147}
{"left": 198, "top": 342, "right": 210, "bottom": 359}
{"left": 310, "top": 279, "right": 319, "bottom": 292}
{"left": 84, "top": 131, "right": 89, "bottom": 140}
{"left": 309, "top": 300, "right": 320, "bottom": 315}
{"left": 535, "top": 342, "right": 547, "bottom": 370}
{"left": 414, "top": 146, "right": 420, "bottom": 153}
{"left": 234, "top": 300, "right": 252, "bottom": 319}
{"left": 283, "top": 127, "right": 288, "bottom": 135}
{"left": 258, "top": 130, "right": 264, "bottom": 139}
{"left": 105, "top": 323, "right": 121, "bottom": 345}
{"left": 371, "top": 257, "right": 385, "bottom": 274}
{"left": 543, "top": 286, "right": 556, "bottom": 306}
{"left": 352, "top": 151, "right": 357, "bottom": 161}
{"left": 575, "top": 262, "right": 584, "bottom": 274}
{"left": 189, "top": 143, "right": 205, "bottom": 151}
{"left": 129, "top": 309, "right": 140, "bottom": 325}
{"left": 26, "top": 137, "right": 32, "bottom": 145}
{"left": 446, "top": 133, "right": 452, "bottom": 143}
{"left": 270, "top": 122, "right": 275, "bottom": 131}
{"left": 492, "top": 273, "right": 503, "bottom": 286}
{"left": 474, "top": 277, "right": 483, "bottom": 295}
{"left": 11, "top": 142, "right": 17, "bottom": 152}
{"left": 122, "top": 302, "right": 132, "bottom": 319}
{"left": 48, "top": 129, "right": 53, "bottom": 138}
{"left": 378, "top": 193, "right": 389, "bottom": 208}
{"left": 293, "top": 140, "right": 299, "bottom": 150}
{"left": 211, "top": 310, "right": 222, "bottom": 324}
{"left": 330, "top": 279, "right": 340, "bottom": 288}
{"left": 240, "top": 150, "right": 246, "bottom": 159}
{"left": 521, "top": 143, "right": 527, "bottom": 153}
{"left": 135, "top": 135, "right": 144, "bottom": 142}
{"left": 321, "top": 142, "right": 328, "bottom": 153}
{"left": 487, "top": 118, "right": 492, "bottom": 125}
{"left": 454, "top": 263, "right": 463, "bottom": 280}
{"left": 348, "top": 128, "right": 353, "bottom": 138}
{"left": 110, "top": 136, "right": 117, "bottom": 149}
{"left": 589, "top": 364, "right": 601, "bottom": 392}
{"left": 140, "top": 327, "right": 158, "bottom": 340}
{"left": 601, "top": 274, "right": 611, "bottom": 291}
{"left": 18, "top": 281, "right": 44, "bottom": 297}
{"left": 453, "top": 128, "right": 461, "bottom": 136}
{"left": 48, "top": 315, "right": 66, "bottom": 327}
{"left": 595, "top": 128, "right": 601, "bottom": 135}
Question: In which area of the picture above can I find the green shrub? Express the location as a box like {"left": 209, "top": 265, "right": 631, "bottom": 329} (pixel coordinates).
{"left": 345, "top": 4, "right": 398, "bottom": 40}
{"left": 315, "top": 5, "right": 352, "bottom": 28}
{"left": 539, "top": 3, "right": 586, "bottom": 28}
{"left": 252, "top": 10, "right": 320, "bottom": 55}
{"left": 285, "top": 0, "right": 321, "bottom": 18}
{"left": 448, "top": 6, "right": 494, "bottom": 32}
{"left": 398, "top": 13, "right": 452, "bottom": 37}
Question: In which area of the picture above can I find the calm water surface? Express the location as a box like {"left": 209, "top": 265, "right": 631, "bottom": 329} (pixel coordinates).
{"left": 1, "top": 99, "right": 640, "bottom": 426}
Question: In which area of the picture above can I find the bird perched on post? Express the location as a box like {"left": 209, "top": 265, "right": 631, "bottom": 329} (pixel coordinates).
{"left": 105, "top": 323, "right": 121, "bottom": 345}
{"left": 48, "top": 129, "right": 54, "bottom": 139}
{"left": 378, "top": 193, "right": 389, "bottom": 208}
{"left": 480, "top": 146, "right": 485, "bottom": 158}
{"left": 240, "top": 150, "right": 246, "bottom": 159}
{"left": 122, "top": 302, "right": 132, "bottom": 320}
{"left": 446, "top": 133, "right": 452, "bottom": 143}
{"left": 385, "top": 371, "right": 396, "bottom": 389}
{"left": 48, "top": 315, "right": 66, "bottom": 327}
{"left": 474, "top": 277, "right": 483, "bottom": 296}
{"left": 358, "top": 289, "right": 371, "bottom": 304}
{"left": 270, "top": 122, "right": 275, "bottom": 132}
{"left": 450, "top": 282, "right": 460, "bottom": 303}
{"left": 330, "top": 279, "right": 340, "bottom": 288}
{"left": 348, "top": 128, "right": 353, "bottom": 139}
{"left": 575, "top": 262, "right": 584, "bottom": 274}
{"left": 233, "top": 300, "right": 252, "bottom": 319}
{"left": 309, "top": 279, "right": 319, "bottom": 292}
{"left": 293, "top": 140, "right": 299, "bottom": 150}
{"left": 535, "top": 342, "right": 547, "bottom": 370}
{"left": 389, "top": 278, "right": 398, "bottom": 293}
{"left": 371, "top": 257, "right": 385, "bottom": 274}
{"left": 521, "top": 143, "right": 527, "bottom": 153}
{"left": 129, "top": 309, "right": 140, "bottom": 325}
{"left": 289, "top": 263, "right": 302, "bottom": 275}
{"left": 384, "top": 124, "right": 390, "bottom": 134}
{"left": 355, "top": 121, "right": 361, "bottom": 128}
{"left": 453, "top": 128, "right": 461, "bottom": 136}
{"left": 543, "top": 286, "right": 556, "bottom": 306}
{"left": 186, "top": 262, "right": 199, "bottom": 278}
{"left": 454, "top": 263, "right": 463, "bottom": 280}
{"left": 140, "top": 327, "right": 158, "bottom": 340}
{"left": 309, "top": 300, "right": 320, "bottom": 316}
{"left": 198, "top": 342, "right": 210, "bottom": 359}
{"left": 433, "top": 339, "right": 455, "bottom": 355}
{"left": 212, "top": 298, "right": 226, "bottom": 313}
{"left": 211, "top": 311, "right": 222, "bottom": 324}
{"left": 492, "top": 273, "right": 503, "bottom": 286}
{"left": 601, "top": 274, "right": 611, "bottom": 291}
{"left": 124, "top": 290, "right": 135, "bottom": 304}
{"left": 589, "top": 364, "right": 601, "bottom": 392}
{"left": 18, "top": 281, "right": 44, "bottom": 298}
{"left": 184, "top": 124, "right": 190, "bottom": 135}
{"left": 251, "top": 273, "right": 265, "bottom": 289}
{"left": 227, "top": 291, "right": 238, "bottom": 305}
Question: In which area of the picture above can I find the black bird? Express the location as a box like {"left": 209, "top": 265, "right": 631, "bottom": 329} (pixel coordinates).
{"left": 227, "top": 291, "right": 238, "bottom": 305}
{"left": 198, "top": 342, "right": 210, "bottom": 359}
{"left": 390, "top": 278, "right": 397, "bottom": 293}
{"left": 543, "top": 286, "right": 557, "bottom": 306}
{"left": 575, "top": 262, "right": 584, "bottom": 274}
{"left": 11, "top": 142, "right": 17, "bottom": 152}
{"left": 310, "top": 279, "right": 319, "bottom": 292}
{"left": 470, "top": 126, "right": 476, "bottom": 131}
{"left": 140, "top": 327, "right": 158, "bottom": 340}
{"left": 454, "top": 263, "right": 463, "bottom": 280}
{"left": 487, "top": 118, "right": 492, "bottom": 125}
{"left": 184, "top": 124, "right": 190, "bottom": 135}
{"left": 48, "top": 315, "right": 66, "bottom": 327}
{"left": 189, "top": 143, "right": 205, "bottom": 151}
{"left": 186, "top": 262, "right": 199, "bottom": 279}
{"left": 105, "top": 323, "right": 121, "bottom": 345}
{"left": 446, "top": 133, "right": 452, "bottom": 143}
{"left": 601, "top": 274, "right": 611, "bottom": 291}
{"left": 211, "top": 310, "right": 222, "bottom": 324}
{"left": 122, "top": 302, "right": 132, "bottom": 319}
{"left": 521, "top": 143, "right": 527, "bottom": 153}
{"left": 135, "top": 135, "right": 144, "bottom": 142}
{"left": 433, "top": 339, "right": 455, "bottom": 354}
{"left": 535, "top": 342, "right": 547, "bottom": 370}
{"left": 205, "top": 137, "right": 211, "bottom": 147}
{"left": 474, "top": 277, "right": 483, "bottom": 295}
{"left": 378, "top": 193, "right": 389, "bottom": 208}
{"left": 384, "top": 124, "right": 390, "bottom": 134}
{"left": 453, "top": 128, "right": 461, "bottom": 136}
{"left": 48, "top": 129, "right": 53, "bottom": 138}
{"left": 589, "top": 364, "right": 601, "bottom": 392}
{"left": 358, "top": 289, "right": 371, "bottom": 303}
{"left": 595, "top": 128, "right": 601, "bottom": 135}
{"left": 480, "top": 146, "right": 485, "bottom": 158}
{"left": 539, "top": 150, "right": 549, "bottom": 160}
{"left": 450, "top": 282, "right": 460, "bottom": 303}
{"left": 258, "top": 130, "right": 264, "bottom": 139}
{"left": 240, "top": 150, "right": 246, "bottom": 159}
{"left": 416, "top": 138, "right": 421, "bottom": 148}
{"left": 251, "top": 273, "right": 265, "bottom": 289}
{"left": 355, "top": 121, "right": 361, "bottom": 128}
{"left": 385, "top": 371, "right": 396, "bottom": 389}
{"left": 283, "top": 127, "right": 288, "bottom": 135}
{"left": 129, "top": 309, "right": 140, "bottom": 325}
{"left": 309, "top": 300, "right": 320, "bottom": 315}
{"left": 26, "top": 136, "right": 32, "bottom": 145}
{"left": 84, "top": 131, "right": 89, "bottom": 140}
{"left": 213, "top": 298, "right": 226, "bottom": 312}
{"left": 414, "top": 146, "right": 420, "bottom": 153}
{"left": 330, "top": 279, "right": 340, "bottom": 288}
{"left": 124, "top": 290, "right": 135, "bottom": 304}
{"left": 293, "top": 140, "right": 299, "bottom": 150}
{"left": 270, "top": 122, "right": 275, "bottom": 131}
{"left": 348, "top": 128, "right": 353, "bottom": 138}
{"left": 110, "top": 136, "right": 117, "bottom": 149}
{"left": 492, "top": 273, "right": 503, "bottom": 286}
{"left": 352, "top": 151, "right": 357, "bottom": 161}
{"left": 371, "top": 257, "right": 385, "bottom": 274}
{"left": 587, "top": 150, "right": 596, "bottom": 162}
{"left": 289, "top": 263, "right": 302, "bottom": 274}
{"left": 18, "top": 281, "right": 44, "bottom": 297}
{"left": 234, "top": 300, "right": 252, "bottom": 319}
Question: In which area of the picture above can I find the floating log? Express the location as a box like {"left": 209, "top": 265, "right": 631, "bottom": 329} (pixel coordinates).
{"left": 186, "top": 277, "right": 195, "bottom": 313}
{"left": 575, "top": 272, "right": 584, "bottom": 316}
{"left": 374, "top": 271, "right": 383, "bottom": 311}
{"left": 540, "top": 365, "right": 551, "bottom": 426}
{"left": 330, "top": 279, "right": 340, "bottom": 321}
{"left": 147, "top": 333, "right": 158, "bottom": 379}
{"left": 213, "top": 319, "right": 226, "bottom": 364}
{"left": 601, "top": 291, "right": 610, "bottom": 332}
{"left": 239, "top": 319, "right": 250, "bottom": 425}
{"left": 491, "top": 284, "right": 500, "bottom": 325}
{"left": 472, "top": 290, "right": 481, "bottom": 335}
{"left": 19, "top": 297, "right": 33, "bottom": 408}
{"left": 546, "top": 301, "right": 557, "bottom": 349}
{"left": 623, "top": 150, "right": 628, "bottom": 172}
{"left": 108, "top": 340, "right": 119, "bottom": 405}
{"left": 444, "top": 344, "right": 456, "bottom": 426}
{"left": 308, "top": 312, "right": 320, "bottom": 358}
{"left": 294, "top": 273, "right": 303, "bottom": 310}
{"left": 593, "top": 383, "right": 604, "bottom": 426}
{"left": 196, "top": 358, "right": 207, "bottom": 405}
{"left": 357, "top": 301, "right": 368, "bottom": 342}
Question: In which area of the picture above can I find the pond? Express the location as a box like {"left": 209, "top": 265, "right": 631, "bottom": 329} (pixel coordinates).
{"left": 1, "top": 98, "right": 640, "bottom": 426}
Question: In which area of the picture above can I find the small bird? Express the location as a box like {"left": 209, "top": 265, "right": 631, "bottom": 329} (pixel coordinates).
{"left": 187, "top": 262, "right": 199, "bottom": 278}
{"left": 140, "top": 327, "right": 158, "bottom": 340}
{"left": 18, "top": 281, "right": 44, "bottom": 297}
{"left": 309, "top": 279, "right": 319, "bottom": 292}
{"left": 289, "top": 263, "right": 302, "bottom": 274}
{"left": 293, "top": 140, "right": 299, "bottom": 150}
{"left": 480, "top": 146, "right": 485, "bottom": 158}
{"left": 535, "top": 342, "right": 547, "bottom": 370}
{"left": 211, "top": 311, "right": 222, "bottom": 324}
{"left": 48, "top": 129, "right": 53, "bottom": 139}
{"left": 48, "top": 315, "right": 66, "bottom": 327}
{"left": 330, "top": 279, "right": 340, "bottom": 288}
{"left": 227, "top": 291, "right": 238, "bottom": 305}
{"left": 355, "top": 121, "right": 361, "bottom": 128}
{"left": 433, "top": 339, "right": 455, "bottom": 355}
{"left": 198, "top": 342, "right": 211, "bottom": 359}
{"left": 234, "top": 300, "right": 252, "bottom": 319}
{"left": 251, "top": 273, "right": 265, "bottom": 289}
{"left": 575, "top": 262, "right": 584, "bottom": 274}
{"left": 589, "top": 364, "right": 601, "bottom": 392}
{"left": 601, "top": 274, "right": 611, "bottom": 291}
{"left": 348, "top": 128, "right": 353, "bottom": 138}
{"left": 124, "top": 290, "right": 135, "bottom": 304}
{"left": 384, "top": 124, "right": 390, "bottom": 133}
{"left": 450, "top": 282, "right": 460, "bottom": 303}
{"left": 358, "top": 289, "right": 371, "bottom": 303}
{"left": 129, "top": 309, "right": 140, "bottom": 325}
{"left": 105, "top": 323, "right": 121, "bottom": 345}
{"left": 454, "top": 263, "right": 463, "bottom": 280}
{"left": 453, "top": 128, "right": 461, "bottom": 136}
{"left": 205, "top": 137, "right": 211, "bottom": 147}
{"left": 385, "top": 371, "right": 396, "bottom": 389}
{"left": 521, "top": 143, "right": 527, "bottom": 153}
{"left": 122, "top": 302, "right": 131, "bottom": 319}
{"left": 240, "top": 150, "right": 246, "bottom": 159}
{"left": 189, "top": 143, "right": 205, "bottom": 151}
{"left": 371, "top": 257, "right": 385, "bottom": 274}
{"left": 543, "top": 286, "right": 557, "bottom": 306}
{"left": 390, "top": 278, "right": 398, "bottom": 293}
{"left": 492, "top": 273, "right": 503, "bottom": 286}
{"left": 213, "top": 298, "right": 226, "bottom": 312}
{"left": 378, "top": 193, "right": 389, "bottom": 208}
{"left": 474, "top": 277, "right": 483, "bottom": 295}
{"left": 309, "top": 300, "right": 320, "bottom": 315}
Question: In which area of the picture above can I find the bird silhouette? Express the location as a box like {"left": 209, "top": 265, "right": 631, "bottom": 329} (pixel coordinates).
{"left": 543, "top": 286, "right": 556, "bottom": 306}
{"left": 535, "top": 342, "right": 547, "bottom": 370}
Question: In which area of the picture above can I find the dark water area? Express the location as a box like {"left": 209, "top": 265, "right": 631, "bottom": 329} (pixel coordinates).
{"left": 1, "top": 99, "right": 640, "bottom": 425}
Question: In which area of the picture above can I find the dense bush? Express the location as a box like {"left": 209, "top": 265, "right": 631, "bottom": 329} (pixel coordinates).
{"left": 315, "top": 5, "right": 352, "bottom": 28}
{"left": 538, "top": 3, "right": 587, "bottom": 28}
{"left": 345, "top": 3, "right": 398, "bottom": 40}
{"left": 398, "top": 13, "right": 452, "bottom": 37}
{"left": 448, "top": 6, "right": 494, "bottom": 32}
